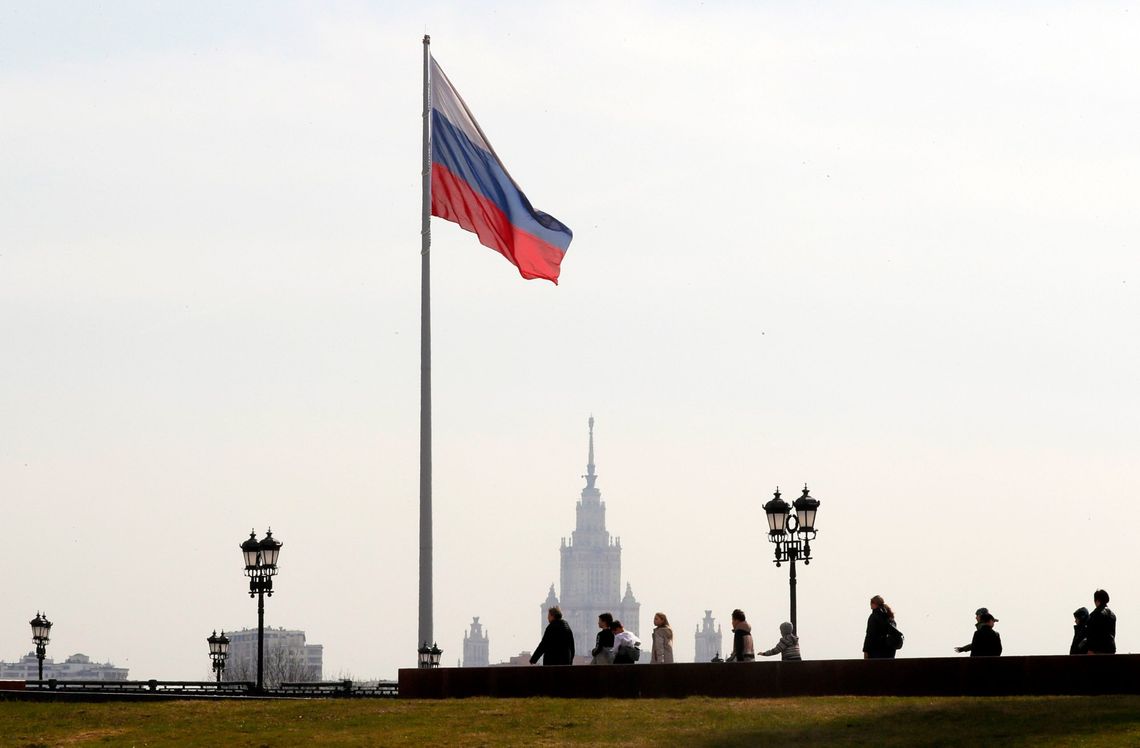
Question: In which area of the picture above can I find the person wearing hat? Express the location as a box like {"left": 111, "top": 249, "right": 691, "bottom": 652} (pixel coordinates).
{"left": 953, "top": 608, "right": 990, "bottom": 654}
{"left": 956, "top": 612, "right": 1002, "bottom": 657}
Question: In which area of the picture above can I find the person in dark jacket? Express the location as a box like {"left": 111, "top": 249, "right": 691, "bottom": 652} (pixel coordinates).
{"left": 530, "top": 606, "right": 575, "bottom": 666}
{"left": 726, "top": 609, "right": 755, "bottom": 662}
{"left": 1086, "top": 589, "right": 1117, "bottom": 654}
{"left": 863, "top": 595, "right": 897, "bottom": 659}
{"left": 591, "top": 612, "right": 615, "bottom": 664}
{"left": 1071, "top": 607, "right": 1090, "bottom": 655}
{"left": 957, "top": 612, "right": 1002, "bottom": 656}
{"left": 954, "top": 607, "right": 991, "bottom": 654}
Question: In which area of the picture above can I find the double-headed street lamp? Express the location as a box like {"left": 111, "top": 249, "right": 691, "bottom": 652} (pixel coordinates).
{"left": 240, "top": 528, "right": 283, "bottom": 692}
{"left": 762, "top": 485, "right": 821, "bottom": 635}
{"left": 417, "top": 642, "right": 442, "bottom": 669}
{"left": 29, "top": 612, "right": 52, "bottom": 681}
{"left": 207, "top": 630, "right": 230, "bottom": 682}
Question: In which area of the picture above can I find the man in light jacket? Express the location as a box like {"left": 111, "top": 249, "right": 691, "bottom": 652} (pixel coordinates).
{"left": 610, "top": 620, "right": 642, "bottom": 664}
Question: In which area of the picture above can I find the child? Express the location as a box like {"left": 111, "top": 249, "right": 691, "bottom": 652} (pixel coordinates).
{"left": 760, "top": 622, "right": 802, "bottom": 661}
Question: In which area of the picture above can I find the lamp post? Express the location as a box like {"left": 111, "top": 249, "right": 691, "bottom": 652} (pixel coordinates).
{"left": 208, "top": 630, "right": 230, "bottom": 682}
{"left": 418, "top": 642, "right": 443, "bottom": 669}
{"left": 241, "top": 528, "right": 282, "bottom": 692}
{"left": 29, "top": 612, "right": 52, "bottom": 681}
{"left": 762, "top": 485, "right": 821, "bottom": 635}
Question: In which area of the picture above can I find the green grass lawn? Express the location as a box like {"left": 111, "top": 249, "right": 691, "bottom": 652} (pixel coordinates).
{"left": 2, "top": 695, "right": 1139, "bottom": 747}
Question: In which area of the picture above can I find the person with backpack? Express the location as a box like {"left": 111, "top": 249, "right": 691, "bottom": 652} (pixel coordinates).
{"left": 863, "top": 595, "right": 900, "bottom": 659}
{"left": 610, "top": 620, "right": 642, "bottom": 663}
{"left": 1085, "top": 589, "right": 1117, "bottom": 654}
{"left": 759, "top": 622, "right": 802, "bottom": 661}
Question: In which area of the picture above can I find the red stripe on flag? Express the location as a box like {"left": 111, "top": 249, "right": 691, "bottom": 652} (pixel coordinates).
{"left": 431, "top": 163, "right": 565, "bottom": 283}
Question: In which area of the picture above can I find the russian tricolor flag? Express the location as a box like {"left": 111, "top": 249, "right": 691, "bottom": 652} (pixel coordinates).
{"left": 430, "top": 57, "right": 573, "bottom": 283}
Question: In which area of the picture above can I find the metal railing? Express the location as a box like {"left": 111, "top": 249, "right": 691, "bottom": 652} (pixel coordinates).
{"left": 23, "top": 679, "right": 397, "bottom": 698}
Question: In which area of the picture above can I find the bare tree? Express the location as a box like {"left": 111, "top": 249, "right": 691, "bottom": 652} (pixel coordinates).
{"left": 221, "top": 642, "right": 317, "bottom": 686}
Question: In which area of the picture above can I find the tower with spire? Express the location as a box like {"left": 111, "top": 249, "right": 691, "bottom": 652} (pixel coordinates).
{"left": 461, "top": 617, "right": 489, "bottom": 668}
{"left": 539, "top": 417, "right": 640, "bottom": 658}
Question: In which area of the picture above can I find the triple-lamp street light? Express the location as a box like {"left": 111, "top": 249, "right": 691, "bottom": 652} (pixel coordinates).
{"left": 240, "top": 528, "right": 282, "bottom": 693}
{"left": 762, "top": 485, "right": 821, "bottom": 635}
{"left": 417, "top": 642, "right": 443, "bottom": 669}
{"left": 29, "top": 612, "right": 52, "bottom": 681}
{"left": 207, "top": 630, "right": 230, "bottom": 682}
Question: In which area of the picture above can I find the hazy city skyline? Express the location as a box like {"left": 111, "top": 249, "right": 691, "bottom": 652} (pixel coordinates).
{"left": 3, "top": 2, "right": 1139, "bottom": 680}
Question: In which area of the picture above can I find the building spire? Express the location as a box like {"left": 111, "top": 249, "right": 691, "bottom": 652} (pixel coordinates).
{"left": 584, "top": 415, "right": 597, "bottom": 489}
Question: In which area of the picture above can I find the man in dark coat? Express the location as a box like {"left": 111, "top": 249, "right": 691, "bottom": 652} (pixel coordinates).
{"left": 954, "top": 607, "right": 991, "bottom": 654}
{"left": 961, "top": 612, "right": 1002, "bottom": 657}
{"left": 1086, "top": 589, "right": 1117, "bottom": 654}
{"left": 1071, "top": 607, "right": 1090, "bottom": 655}
{"left": 530, "top": 606, "right": 575, "bottom": 666}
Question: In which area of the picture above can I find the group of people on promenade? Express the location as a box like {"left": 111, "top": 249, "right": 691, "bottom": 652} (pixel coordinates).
{"left": 528, "top": 607, "right": 801, "bottom": 665}
{"left": 862, "top": 589, "right": 1118, "bottom": 659}
{"left": 529, "top": 588, "right": 1117, "bottom": 665}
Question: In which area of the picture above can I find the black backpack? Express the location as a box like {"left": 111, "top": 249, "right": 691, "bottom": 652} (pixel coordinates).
{"left": 886, "top": 620, "right": 904, "bottom": 650}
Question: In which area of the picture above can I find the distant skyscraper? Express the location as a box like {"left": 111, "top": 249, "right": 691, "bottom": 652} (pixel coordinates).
{"left": 694, "top": 610, "right": 723, "bottom": 663}
{"left": 539, "top": 417, "right": 640, "bottom": 658}
{"left": 462, "top": 617, "right": 489, "bottom": 668}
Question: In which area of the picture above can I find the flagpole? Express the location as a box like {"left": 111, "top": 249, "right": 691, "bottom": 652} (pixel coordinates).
{"left": 418, "top": 33, "right": 433, "bottom": 653}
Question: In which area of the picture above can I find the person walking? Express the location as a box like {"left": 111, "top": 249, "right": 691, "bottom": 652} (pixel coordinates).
{"left": 953, "top": 607, "right": 991, "bottom": 654}
{"left": 863, "top": 595, "right": 898, "bottom": 659}
{"left": 591, "top": 612, "right": 615, "bottom": 665}
{"left": 530, "top": 606, "right": 575, "bottom": 666}
{"left": 956, "top": 612, "right": 1001, "bottom": 656}
{"left": 726, "top": 609, "right": 755, "bottom": 662}
{"left": 610, "top": 620, "right": 642, "bottom": 664}
{"left": 760, "top": 622, "right": 802, "bottom": 661}
{"left": 1086, "top": 589, "right": 1117, "bottom": 654}
{"left": 1071, "top": 607, "right": 1090, "bottom": 655}
{"left": 651, "top": 612, "right": 674, "bottom": 664}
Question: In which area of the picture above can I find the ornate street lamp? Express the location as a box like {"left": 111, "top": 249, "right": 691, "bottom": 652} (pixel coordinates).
{"left": 763, "top": 485, "right": 822, "bottom": 635}
{"left": 241, "top": 528, "right": 283, "bottom": 692}
{"left": 29, "top": 612, "right": 52, "bottom": 681}
{"left": 429, "top": 642, "right": 443, "bottom": 668}
{"left": 208, "top": 630, "right": 230, "bottom": 682}
{"left": 418, "top": 642, "right": 443, "bottom": 669}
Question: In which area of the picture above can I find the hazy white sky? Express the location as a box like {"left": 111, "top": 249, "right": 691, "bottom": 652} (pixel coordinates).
{"left": 2, "top": 1, "right": 1139, "bottom": 679}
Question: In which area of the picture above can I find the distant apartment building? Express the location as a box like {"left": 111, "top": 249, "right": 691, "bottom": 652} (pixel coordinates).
{"left": 221, "top": 628, "right": 323, "bottom": 683}
{"left": 0, "top": 652, "right": 128, "bottom": 681}
{"left": 462, "top": 617, "right": 490, "bottom": 668}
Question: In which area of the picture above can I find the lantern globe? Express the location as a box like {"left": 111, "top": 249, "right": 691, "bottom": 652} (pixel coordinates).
{"left": 792, "top": 485, "right": 820, "bottom": 532}
{"left": 762, "top": 489, "right": 791, "bottom": 535}
{"left": 29, "top": 613, "right": 52, "bottom": 643}
{"left": 429, "top": 643, "right": 443, "bottom": 668}
{"left": 259, "top": 529, "right": 283, "bottom": 569}
{"left": 241, "top": 530, "right": 261, "bottom": 570}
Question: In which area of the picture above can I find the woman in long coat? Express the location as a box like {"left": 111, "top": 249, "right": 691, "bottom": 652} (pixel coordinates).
{"left": 651, "top": 612, "right": 674, "bottom": 664}
{"left": 863, "top": 595, "right": 897, "bottom": 659}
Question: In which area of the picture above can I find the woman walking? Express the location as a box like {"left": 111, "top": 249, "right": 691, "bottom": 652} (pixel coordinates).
{"left": 863, "top": 595, "right": 898, "bottom": 659}
{"left": 651, "top": 612, "right": 674, "bottom": 664}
